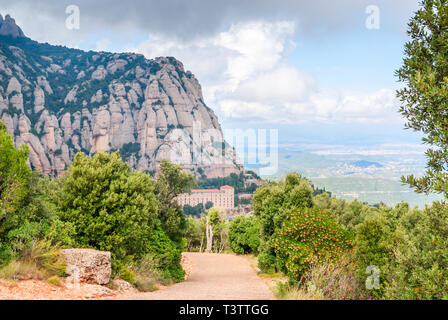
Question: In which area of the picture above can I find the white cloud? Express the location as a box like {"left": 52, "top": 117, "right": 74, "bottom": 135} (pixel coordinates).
{"left": 214, "top": 21, "right": 296, "bottom": 89}
{"left": 129, "top": 20, "right": 400, "bottom": 125}
{"left": 230, "top": 65, "right": 316, "bottom": 103}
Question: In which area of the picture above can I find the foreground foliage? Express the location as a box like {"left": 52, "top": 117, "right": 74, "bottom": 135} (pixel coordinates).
{"left": 396, "top": 0, "right": 448, "bottom": 196}
{"left": 253, "top": 173, "right": 313, "bottom": 273}
{"left": 228, "top": 215, "right": 260, "bottom": 255}
{"left": 52, "top": 152, "right": 159, "bottom": 271}
{"left": 272, "top": 208, "right": 352, "bottom": 280}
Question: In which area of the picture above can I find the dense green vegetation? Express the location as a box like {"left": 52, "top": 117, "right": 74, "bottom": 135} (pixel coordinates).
{"left": 228, "top": 215, "right": 260, "bottom": 255}
{"left": 0, "top": 122, "right": 193, "bottom": 287}
{"left": 50, "top": 152, "right": 159, "bottom": 272}
{"left": 252, "top": 173, "right": 314, "bottom": 273}
{"left": 224, "top": 172, "right": 448, "bottom": 299}
{"left": 184, "top": 208, "right": 229, "bottom": 253}
{"left": 272, "top": 208, "right": 352, "bottom": 281}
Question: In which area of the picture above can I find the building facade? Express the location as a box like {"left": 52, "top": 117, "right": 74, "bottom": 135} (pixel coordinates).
{"left": 176, "top": 185, "right": 235, "bottom": 210}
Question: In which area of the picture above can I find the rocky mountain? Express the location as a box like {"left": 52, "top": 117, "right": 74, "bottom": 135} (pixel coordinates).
{"left": 0, "top": 14, "right": 242, "bottom": 178}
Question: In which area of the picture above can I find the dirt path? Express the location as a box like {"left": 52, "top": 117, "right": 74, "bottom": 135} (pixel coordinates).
{"left": 121, "top": 252, "right": 276, "bottom": 300}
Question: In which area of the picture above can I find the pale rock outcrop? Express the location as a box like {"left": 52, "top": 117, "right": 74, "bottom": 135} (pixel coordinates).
{"left": 91, "top": 106, "right": 111, "bottom": 153}
{"left": 37, "top": 76, "right": 53, "bottom": 94}
{"left": 0, "top": 14, "right": 25, "bottom": 38}
{"left": 60, "top": 113, "right": 72, "bottom": 142}
{"left": 91, "top": 89, "right": 103, "bottom": 104}
{"left": 1, "top": 113, "right": 14, "bottom": 136}
{"left": 107, "top": 59, "right": 127, "bottom": 74}
{"left": 9, "top": 93, "right": 23, "bottom": 112}
{"left": 0, "top": 94, "right": 7, "bottom": 114}
{"left": 33, "top": 87, "right": 45, "bottom": 113}
{"left": 64, "top": 86, "right": 78, "bottom": 104}
{"left": 92, "top": 65, "right": 107, "bottom": 80}
{"left": 77, "top": 70, "right": 85, "bottom": 79}
{"left": 61, "top": 249, "right": 111, "bottom": 285}
{"left": 6, "top": 76, "right": 21, "bottom": 94}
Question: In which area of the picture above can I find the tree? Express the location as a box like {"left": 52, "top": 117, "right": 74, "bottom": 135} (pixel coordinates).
{"left": 396, "top": 0, "right": 448, "bottom": 196}
{"left": 229, "top": 215, "right": 260, "bottom": 255}
{"left": 0, "top": 120, "right": 32, "bottom": 217}
{"left": 183, "top": 203, "right": 203, "bottom": 217}
{"left": 205, "top": 207, "right": 228, "bottom": 253}
{"left": 0, "top": 120, "right": 34, "bottom": 263}
{"left": 314, "top": 193, "right": 372, "bottom": 233}
{"left": 53, "top": 152, "right": 159, "bottom": 270}
{"left": 184, "top": 216, "right": 205, "bottom": 252}
{"left": 205, "top": 201, "right": 214, "bottom": 210}
{"left": 155, "top": 159, "right": 196, "bottom": 245}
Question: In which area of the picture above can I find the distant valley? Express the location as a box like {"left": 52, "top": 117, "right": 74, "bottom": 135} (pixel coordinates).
{"left": 250, "top": 144, "right": 443, "bottom": 208}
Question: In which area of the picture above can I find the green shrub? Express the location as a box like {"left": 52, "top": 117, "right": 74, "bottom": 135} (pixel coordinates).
{"left": 155, "top": 159, "right": 196, "bottom": 247}
{"left": 145, "top": 226, "right": 185, "bottom": 282}
{"left": 353, "top": 211, "right": 392, "bottom": 298}
{"left": 229, "top": 215, "right": 260, "bottom": 255}
{"left": 184, "top": 216, "right": 205, "bottom": 252}
{"left": 253, "top": 173, "right": 314, "bottom": 272}
{"left": 383, "top": 202, "right": 448, "bottom": 300}
{"left": 0, "top": 120, "right": 33, "bottom": 265}
{"left": 272, "top": 208, "right": 352, "bottom": 281}
{"left": 53, "top": 152, "right": 159, "bottom": 272}
{"left": 118, "top": 266, "right": 137, "bottom": 285}
{"left": 313, "top": 193, "right": 372, "bottom": 233}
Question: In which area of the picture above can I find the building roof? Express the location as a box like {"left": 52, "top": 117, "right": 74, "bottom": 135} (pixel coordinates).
{"left": 189, "top": 185, "right": 234, "bottom": 194}
{"left": 191, "top": 189, "right": 221, "bottom": 193}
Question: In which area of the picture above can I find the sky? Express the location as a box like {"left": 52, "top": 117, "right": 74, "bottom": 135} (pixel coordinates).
{"left": 0, "top": 0, "right": 423, "bottom": 150}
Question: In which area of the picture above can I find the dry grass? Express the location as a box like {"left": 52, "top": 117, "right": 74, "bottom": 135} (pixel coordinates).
{"left": 0, "top": 240, "right": 66, "bottom": 281}
{"left": 242, "top": 254, "right": 370, "bottom": 300}
{"left": 46, "top": 275, "right": 63, "bottom": 287}
{"left": 275, "top": 282, "right": 322, "bottom": 300}
{"left": 0, "top": 260, "right": 48, "bottom": 280}
{"left": 300, "top": 258, "right": 371, "bottom": 300}
{"left": 274, "top": 257, "right": 372, "bottom": 300}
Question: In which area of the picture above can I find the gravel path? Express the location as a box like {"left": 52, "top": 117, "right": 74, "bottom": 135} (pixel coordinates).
{"left": 121, "top": 252, "right": 275, "bottom": 300}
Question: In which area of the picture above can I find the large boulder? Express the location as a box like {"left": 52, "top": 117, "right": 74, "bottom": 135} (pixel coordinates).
{"left": 61, "top": 249, "right": 111, "bottom": 285}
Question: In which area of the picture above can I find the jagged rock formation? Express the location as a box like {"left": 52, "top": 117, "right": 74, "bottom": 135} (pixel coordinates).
{"left": 0, "top": 14, "right": 25, "bottom": 38}
{"left": 0, "top": 15, "right": 242, "bottom": 178}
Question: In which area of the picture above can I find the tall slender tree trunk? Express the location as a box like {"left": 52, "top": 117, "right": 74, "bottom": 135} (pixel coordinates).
{"left": 206, "top": 216, "right": 213, "bottom": 253}
{"left": 200, "top": 235, "right": 204, "bottom": 253}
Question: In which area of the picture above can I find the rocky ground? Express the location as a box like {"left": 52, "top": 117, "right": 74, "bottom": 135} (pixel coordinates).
{"left": 0, "top": 253, "right": 275, "bottom": 300}
{"left": 0, "top": 279, "right": 118, "bottom": 300}
{"left": 0, "top": 253, "right": 193, "bottom": 300}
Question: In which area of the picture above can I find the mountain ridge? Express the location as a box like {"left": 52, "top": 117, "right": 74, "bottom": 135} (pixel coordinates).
{"left": 0, "top": 15, "right": 242, "bottom": 177}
